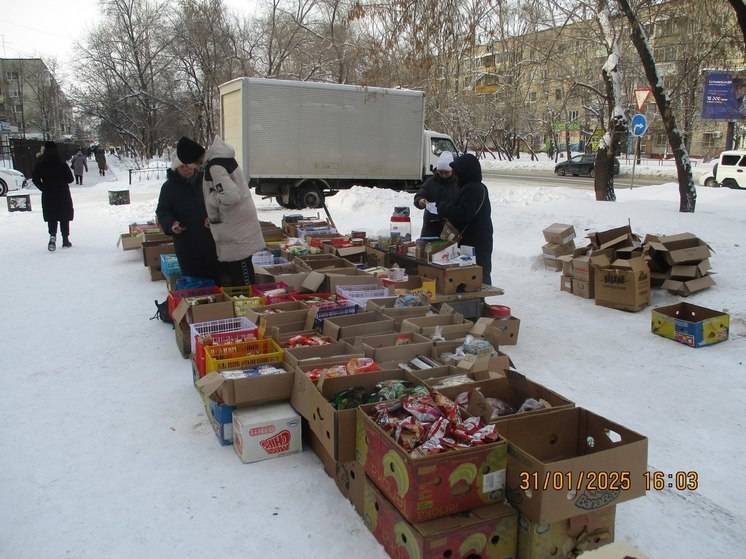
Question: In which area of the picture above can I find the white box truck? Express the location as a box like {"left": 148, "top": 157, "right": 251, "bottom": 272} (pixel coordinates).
{"left": 218, "top": 78, "right": 457, "bottom": 209}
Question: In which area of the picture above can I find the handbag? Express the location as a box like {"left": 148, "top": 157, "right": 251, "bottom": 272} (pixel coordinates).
{"left": 442, "top": 185, "right": 487, "bottom": 243}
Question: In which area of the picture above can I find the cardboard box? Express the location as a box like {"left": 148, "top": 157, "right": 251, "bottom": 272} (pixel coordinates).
{"left": 661, "top": 275, "right": 716, "bottom": 297}
{"left": 196, "top": 363, "right": 294, "bottom": 406}
{"left": 327, "top": 272, "right": 381, "bottom": 295}
{"left": 558, "top": 255, "right": 574, "bottom": 277}
{"left": 254, "top": 263, "right": 309, "bottom": 291}
{"left": 543, "top": 223, "right": 576, "bottom": 245}
{"left": 322, "top": 312, "right": 395, "bottom": 341}
{"left": 119, "top": 232, "right": 142, "bottom": 250}
{"left": 651, "top": 302, "right": 730, "bottom": 347}
{"left": 244, "top": 301, "right": 307, "bottom": 324}
{"left": 496, "top": 407, "right": 647, "bottom": 523}
{"left": 366, "top": 297, "right": 432, "bottom": 326}
{"left": 336, "top": 460, "right": 365, "bottom": 515}
{"left": 284, "top": 342, "right": 355, "bottom": 368}
{"left": 437, "top": 372, "right": 574, "bottom": 423}
{"left": 401, "top": 310, "right": 475, "bottom": 341}
{"left": 363, "top": 478, "right": 518, "bottom": 559}
{"left": 175, "top": 319, "right": 192, "bottom": 358}
{"left": 142, "top": 241, "right": 174, "bottom": 269}
{"left": 587, "top": 226, "right": 636, "bottom": 251}
{"left": 572, "top": 255, "right": 594, "bottom": 283}
{"left": 308, "top": 427, "right": 336, "bottom": 477}
{"left": 572, "top": 279, "right": 594, "bottom": 299}
{"left": 292, "top": 369, "right": 408, "bottom": 462}
{"left": 517, "top": 507, "right": 615, "bottom": 559}
{"left": 542, "top": 256, "right": 564, "bottom": 272}
{"left": 471, "top": 317, "right": 521, "bottom": 346}
{"left": 172, "top": 293, "right": 235, "bottom": 326}
{"left": 294, "top": 254, "right": 356, "bottom": 272}
{"left": 358, "top": 404, "right": 508, "bottom": 523}
{"left": 431, "top": 340, "right": 513, "bottom": 373}
{"left": 201, "top": 393, "right": 235, "bottom": 446}
{"left": 648, "top": 233, "right": 712, "bottom": 266}
{"left": 258, "top": 308, "right": 316, "bottom": 338}
{"left": 560, "top": 275, "right": 573, "bottom": 293}
{"left": 351, "top": 331, "right": 434, "bottom": 361}
{"left": 594, "top": 259, "right": 650, "bottom": 312}
{"left": 233, "top": 402, "right": 302, "bottom": 464}
{"left": 542, "top": 242, "right": 576, "bottom": 258}
{"left": 414, "top": 368, "right": 501, "bottom": 391}
{"left": 149, "top": 266, "right": 165, "bottom": 282}
{"left": 418, "top": 264, "right": 483, "bottom": 295}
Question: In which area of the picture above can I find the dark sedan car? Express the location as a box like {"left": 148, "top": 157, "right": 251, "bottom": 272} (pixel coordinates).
{"left": 554, "top": 154, "right": 620, "bottom": 177}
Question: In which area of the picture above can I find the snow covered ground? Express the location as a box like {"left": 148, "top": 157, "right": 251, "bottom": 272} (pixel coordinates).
{"left": 1, "top": 157, "right": 744, "bottom": 558}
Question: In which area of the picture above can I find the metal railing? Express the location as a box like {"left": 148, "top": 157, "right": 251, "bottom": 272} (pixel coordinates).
{"left": 128, "top": 166, "right": 170, "bottom": 185}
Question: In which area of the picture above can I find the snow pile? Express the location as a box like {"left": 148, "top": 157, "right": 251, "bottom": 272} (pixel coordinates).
{"left": 0, "top": 157, "right": 744, "bottom": 558}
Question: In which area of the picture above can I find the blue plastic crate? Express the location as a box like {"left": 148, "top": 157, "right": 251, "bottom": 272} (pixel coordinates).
{"left": 160, "top": 254, "right": 182, "bottom": 279}
{"left": 175, "top": 276, "right": 216, "bottom": 290}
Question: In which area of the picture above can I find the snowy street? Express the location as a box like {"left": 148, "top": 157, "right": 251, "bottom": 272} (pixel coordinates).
{"left": 1, "top": 157, "right": 745, "bottom": 558}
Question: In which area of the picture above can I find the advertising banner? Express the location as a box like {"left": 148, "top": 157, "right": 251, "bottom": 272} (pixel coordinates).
{"left": 702, "top": 71, "right": 746, "bottom": 120}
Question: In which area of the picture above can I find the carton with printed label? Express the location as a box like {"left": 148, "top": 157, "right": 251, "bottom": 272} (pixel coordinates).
{"left": 357, "top": 404, "right": 508, "bottom": 523}
{"left": 233, "top": 402, "right": 302, "bottom": 464}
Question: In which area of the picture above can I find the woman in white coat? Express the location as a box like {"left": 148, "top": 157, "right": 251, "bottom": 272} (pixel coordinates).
{"left": 202, "top": 136, "right": 265, "bottom": 286}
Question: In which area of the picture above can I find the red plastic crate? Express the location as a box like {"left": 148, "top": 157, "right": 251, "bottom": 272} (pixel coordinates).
{"left": 167, "top": 286, "right": 221, "bottom": 320}
{"left": 253, "top": 281, "right": 291, "bottom": 304}
{"left": 194, "top": 328, "right": 259, "bottom": 376}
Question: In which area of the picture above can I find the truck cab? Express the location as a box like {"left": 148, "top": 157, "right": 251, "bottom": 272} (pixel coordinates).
{"left": 425, "top": 131, "right": 458, "bottom": 175}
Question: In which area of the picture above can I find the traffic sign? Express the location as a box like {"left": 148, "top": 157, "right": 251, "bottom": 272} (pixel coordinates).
{"left": 634, "top": 88, "right": 652, "bottom": 111}
{"left": 631, "top": 113, "right": 648, "bottom": 137}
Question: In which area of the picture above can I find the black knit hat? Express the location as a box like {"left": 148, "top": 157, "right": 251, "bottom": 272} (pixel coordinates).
{"left": 176, "top": 136, "right": 205, "bottom": 164}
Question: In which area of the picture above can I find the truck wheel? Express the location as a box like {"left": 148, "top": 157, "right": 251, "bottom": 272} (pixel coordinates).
{"left": 722, "top": 178, "right": 738, "bottom": 189}
{"left": 704, "top": 177, "right": 718, "bottom": 188}
{"left": 295, "top": 184, "right": 325, "bottom": 209}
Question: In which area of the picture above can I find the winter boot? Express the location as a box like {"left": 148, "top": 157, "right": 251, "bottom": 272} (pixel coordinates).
{"left": 62, "top": 237, "right": 72, "bottom": 248}
{"left": 48, "top": 236, "right": 56, "bottom": 252}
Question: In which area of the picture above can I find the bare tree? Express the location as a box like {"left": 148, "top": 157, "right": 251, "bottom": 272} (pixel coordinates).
{"left": 618, "top": 0, "right": 695, "bottom": 211}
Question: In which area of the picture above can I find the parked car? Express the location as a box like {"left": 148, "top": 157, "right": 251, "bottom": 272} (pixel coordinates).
{"left": 0, "top": 167, "right": 27, "bottom": 196}
{"left": 696, "top": 164, "right": 718, "bottom": 187}
{"left": 713, "top": 150, "right": 746, "bottom": 189}
{"left": 554, "top": 154, "right": 620, "bottom": 177}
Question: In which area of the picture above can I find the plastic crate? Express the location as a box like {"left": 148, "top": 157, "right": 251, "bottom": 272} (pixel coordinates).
{"left": 194, "top": 328, "right": 260, "bottom": 377}
{"left": 167, "top": 286, "right": 221, "bottom": 319}
{"left": 189, "top": 316, "right": 257, "bottom": 354}
{"left": 204, "top": 338, "right": 284, "bottom": 374}
{"left": 160, "top": 254, "right": 181, "bottom": 279}
{"left": 175, "top": 276, "right": 217, "bottom": 291}
{"left": 314, "top": 301, "right": 359, "bottom": 328}
{"left": 336, "top": 285, "right": 389, "bottom": 308}
{"left": 221, "top": 286, "right": 263, "bottom": 316}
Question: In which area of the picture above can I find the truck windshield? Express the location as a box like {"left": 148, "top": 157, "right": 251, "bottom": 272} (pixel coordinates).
{"left": 431, "top": 138, "right": 457, "bottom": 156}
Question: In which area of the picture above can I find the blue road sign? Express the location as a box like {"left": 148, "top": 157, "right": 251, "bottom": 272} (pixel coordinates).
{"left": 631, "top": 113, "right": 648, "bottom": 137}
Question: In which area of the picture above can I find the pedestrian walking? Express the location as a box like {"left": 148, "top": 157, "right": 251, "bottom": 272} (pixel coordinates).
{"left": 32, "top": 141, "right": 75, "bottom": 251}
{"left": 70, "top": 150, "right": 88, "bottom": 185}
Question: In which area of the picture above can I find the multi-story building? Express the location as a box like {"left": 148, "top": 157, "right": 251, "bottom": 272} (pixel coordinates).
{"left": 0, "top": 58, "right": 72, "bottom": 140}
{"left": 463, "top": 0, "right": 745, "bottom": 159}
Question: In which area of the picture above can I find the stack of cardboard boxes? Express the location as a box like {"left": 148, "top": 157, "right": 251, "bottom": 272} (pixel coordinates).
{"left": 542, "top": 223, "right": 577, "bottom": 271}
{"left": 644, "top": 233, "right": 715, "bottom": 296}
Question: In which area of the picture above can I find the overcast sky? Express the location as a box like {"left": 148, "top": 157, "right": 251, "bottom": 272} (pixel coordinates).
{"left": 1, "top": 0, "right": 259, "bottom": 86}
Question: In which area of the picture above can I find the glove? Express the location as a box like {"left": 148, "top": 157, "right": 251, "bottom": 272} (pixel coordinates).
{"left": 425, "top": 202, "right": 438, "bottom": 215}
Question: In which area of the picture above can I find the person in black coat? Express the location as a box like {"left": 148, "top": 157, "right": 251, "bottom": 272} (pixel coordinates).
{"left": 32, "top": 141, "right": 75, "bottom": 252}
{"left": 414, "top": 151, "right": 459, "bottom": 238}
{"left": 156, "top": 138, "right": 220, "bottom": 281}
{"left": 437, "top": 153, "right": 493, "bottom": 285}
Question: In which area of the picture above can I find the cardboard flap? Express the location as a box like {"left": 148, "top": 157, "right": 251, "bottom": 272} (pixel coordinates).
{"left": 172, "top": 298, "right": 190, "bottom": 324}
{"left": 470, "top": 317, "right": 494, "bottom": 337}
{"left": 301, "top": 271, "right": 326, "bottom": 292}
{"left": 196, "top": 372, "right": 225, "bottom": 400}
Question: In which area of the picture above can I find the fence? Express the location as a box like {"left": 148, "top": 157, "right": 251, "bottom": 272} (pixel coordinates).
{"left": 618, "top": 156, "right": 700, "bottom": 168}
{"left": 128, "top": 166, "right": 170, "bottom": 185}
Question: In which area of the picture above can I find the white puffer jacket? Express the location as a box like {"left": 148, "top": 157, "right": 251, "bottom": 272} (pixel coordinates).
{"left": 202, "top": 136, "right": 265, "bottom": 262}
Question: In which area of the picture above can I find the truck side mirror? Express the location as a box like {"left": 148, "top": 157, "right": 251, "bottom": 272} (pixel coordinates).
{"left": 429, "top": 164, "right": 435, "bottom": 172}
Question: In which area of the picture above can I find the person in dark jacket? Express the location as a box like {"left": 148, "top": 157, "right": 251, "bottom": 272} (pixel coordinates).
{"left": 71, "top": 151, "right": 88, "bottom": 185}
{"left": 437, "top": 153, "right": 493, "bottom": 285}
{"left": 94, "top": 147, "right": 107, "bottom": 176}
{"left": 414, "top": 151, "right": 458, "bottom": 238}
{"left": 156, "top": 137, "right": 219, "bottom": 281}
{"left": 32, "top": 141, "right": 75, "bottom": 252}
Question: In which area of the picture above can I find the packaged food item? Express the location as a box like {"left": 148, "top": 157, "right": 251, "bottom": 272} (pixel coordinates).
{"left": 220, "top": 365, "right": 286, "bottom": 380}
{"left": 333, "top": 386, "right": 371, "bottom": 410}
{"left": 517, "top": 397, "right": 551, "bottom": 413}
{"left": 393, "top": 293, "right": 428, "bottom": 308}
{"left": 461, "top": 335, "right": 494, "bottom": 356}
{"left": 456, "top": 389, "right": 515, "bottom": 421}
{"left": 394, "top": 334, "right": 413, "bottom": 346}
{"left": 371, "top": 380, "right": 416, "bottom": 402}
{"left": 431, "top": 374, "right": 475, "bottom": 390}
{"left": 287, "top": 335, "right": 330, "bottom": 348}
{"left": 347, "top": 357, "right": 380, "bottom": 375}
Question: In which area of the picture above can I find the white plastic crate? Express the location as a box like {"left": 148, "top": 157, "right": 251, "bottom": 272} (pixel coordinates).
{"left": 336, "top": 285, "right": 390, "bottom": 308}
{"left": 189, "top": 317, "right": 257, "bottom": 354}
{"left": 251, "top": 251, "right": 275, "bottom": 267}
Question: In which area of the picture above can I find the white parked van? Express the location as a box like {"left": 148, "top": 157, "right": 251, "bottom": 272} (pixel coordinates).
{"left": 713, "top": 150, "right": 746, "bottom": 189}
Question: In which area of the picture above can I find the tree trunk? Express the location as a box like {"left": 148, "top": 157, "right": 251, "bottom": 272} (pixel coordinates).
{"left": 564, "top": 121, "right": 571, "bottom": 160}
{"left": 727, "top": 0, "right": 746, "bottom": 51}
{"left": 618, "top": 0, "right": 696, "bottom": 212}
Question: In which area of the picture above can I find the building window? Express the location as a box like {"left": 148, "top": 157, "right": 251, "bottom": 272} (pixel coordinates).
{"left": 529, "top": 91, "right": 537, "bottom": 102}
{"left": 655, "top": 133, "right": 667, "bottom": 147}
{"left": 568, "top": 110, "right": 579, "bottom": 121}
{"left": 702, "top": 133, "right": 719, "bottom": 149}
{"left": 555, "top": 89, "right": 562, "bottom": 101}
{"left": 6, "top": 71, "right": 19, "bottom": 81}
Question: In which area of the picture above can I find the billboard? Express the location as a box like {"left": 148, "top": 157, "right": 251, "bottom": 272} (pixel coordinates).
{"left": 702, "top": 71, "right": 746, "bottom": 120}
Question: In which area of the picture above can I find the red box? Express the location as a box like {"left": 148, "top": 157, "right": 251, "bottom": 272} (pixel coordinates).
{"left": 357, "top": 405, "right": 508, "bottom": 523}
{"left": 362, "top": 478, "right": 518, "bottom": 559}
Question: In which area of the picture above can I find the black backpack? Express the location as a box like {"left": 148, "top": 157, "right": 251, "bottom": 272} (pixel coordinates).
{"left": 150, "top": 299, "right": 173, "bottom": 324}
